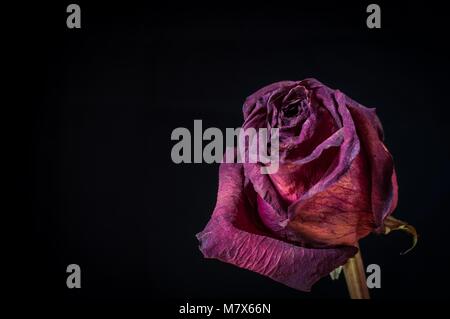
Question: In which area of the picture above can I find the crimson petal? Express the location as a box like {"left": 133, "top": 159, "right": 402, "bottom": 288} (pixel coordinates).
{"left": 197, "top": 162, "right": 357, "bottom": 291}
{"left": 345, "top": 96, "right": 398, "bottom": 229}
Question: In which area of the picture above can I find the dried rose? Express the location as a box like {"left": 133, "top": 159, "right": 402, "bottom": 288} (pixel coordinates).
{"left": 196, "top": 79, "right": 398, "bottom": 291}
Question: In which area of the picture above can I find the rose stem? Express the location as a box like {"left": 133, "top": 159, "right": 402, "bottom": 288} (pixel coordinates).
{"left": 343, "top": 244, "right": 370, "bottom": 299}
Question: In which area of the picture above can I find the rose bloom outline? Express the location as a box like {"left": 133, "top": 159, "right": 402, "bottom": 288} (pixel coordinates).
{"left": 197, "top": 79, "right": 397, "bottom": 291}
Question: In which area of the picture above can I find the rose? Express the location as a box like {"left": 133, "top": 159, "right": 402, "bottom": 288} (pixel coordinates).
{"left": 196, "top": 79, "right": 398, "bottom": 291}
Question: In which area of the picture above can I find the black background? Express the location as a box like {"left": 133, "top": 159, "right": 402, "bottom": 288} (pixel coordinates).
{"left": 13, "top": 0, "right": 450, "bottom": 309}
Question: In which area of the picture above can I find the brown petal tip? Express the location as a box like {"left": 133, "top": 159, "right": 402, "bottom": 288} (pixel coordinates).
{"left": 383, "top": 216, "right": 418, "bottom": 255}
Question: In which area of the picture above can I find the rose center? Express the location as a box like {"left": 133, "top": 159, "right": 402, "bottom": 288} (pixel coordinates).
{"left": 284, "top": 103, "right": 299, "bottom": 117}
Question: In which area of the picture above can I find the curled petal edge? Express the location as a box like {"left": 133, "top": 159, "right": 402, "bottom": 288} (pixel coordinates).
{"left": 196, "top": 162, "right": 357, "bottom": 291}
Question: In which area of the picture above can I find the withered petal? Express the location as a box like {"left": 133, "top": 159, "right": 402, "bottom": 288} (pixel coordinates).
{"left": 346, "top": 97, "right": 398, "bottom": 229}
{"left": 197, "top": 162, "right": 357, "bottom": 291}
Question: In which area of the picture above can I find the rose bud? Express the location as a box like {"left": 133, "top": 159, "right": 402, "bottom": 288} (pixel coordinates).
{"left": 196, "top": 79, "right": 398, "bottom": 291}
